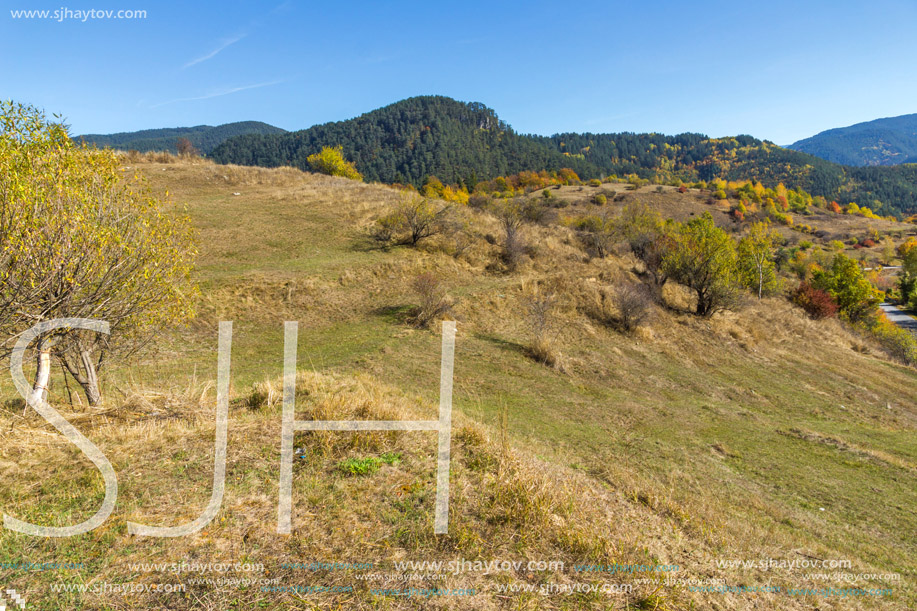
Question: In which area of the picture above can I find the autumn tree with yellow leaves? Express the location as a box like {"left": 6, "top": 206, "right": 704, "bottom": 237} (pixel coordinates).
{"left": 306, "top": 145, "right": 363, "bottom": 181}
{"left": 0, "top": 102, "right": 197, "bottom": 407}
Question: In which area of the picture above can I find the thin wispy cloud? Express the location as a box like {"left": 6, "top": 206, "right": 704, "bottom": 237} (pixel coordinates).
{"left": 183, "top": 34, "right": 247, "bottom": 69}
{"left": 268, "top": 1, "right": 293, "bottom": 16}
{"left": 150, "top": 80, "right": 285, "bottom": 108}
{"left": 181, "top": 3, "right": 291, "bottom": 70}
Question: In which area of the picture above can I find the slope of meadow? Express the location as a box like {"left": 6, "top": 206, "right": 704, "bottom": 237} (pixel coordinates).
{"left": 0, "top": 159, "right": 915, "bottom": 610}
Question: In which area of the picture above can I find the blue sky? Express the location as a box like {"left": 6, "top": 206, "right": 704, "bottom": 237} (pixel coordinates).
{"left": 2, "top": 0, "right": 916, "bottom": 144}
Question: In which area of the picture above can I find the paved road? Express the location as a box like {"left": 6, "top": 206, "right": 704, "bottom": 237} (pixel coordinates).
{"left": 880, "top": 303, "right": 917, "bottom": 334}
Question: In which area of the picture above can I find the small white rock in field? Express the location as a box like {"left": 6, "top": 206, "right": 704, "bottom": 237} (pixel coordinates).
{"left": 232, "top": 192, "right": 241, "bottom": 196}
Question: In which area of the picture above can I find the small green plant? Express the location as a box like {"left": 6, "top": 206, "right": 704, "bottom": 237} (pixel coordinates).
{"left": 635, "top": 587, "right": 669, "bottom": 610}
{"left": 338, "top": 452, "right": 402, "bottom": 476}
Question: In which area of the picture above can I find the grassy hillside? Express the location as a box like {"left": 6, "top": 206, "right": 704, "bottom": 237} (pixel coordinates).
{"left": 1, "top": 159, "right": 916, "bottom": 610}
{"left": 790, "top": 114, "right": 917, "bottom": 166}
{"left": 77, "top": 121, "right": 286, "bottom": 154}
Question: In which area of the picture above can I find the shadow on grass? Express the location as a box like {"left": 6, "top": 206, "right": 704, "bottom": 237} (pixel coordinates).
{"left": 475, "top": 332, "right": 528, "bottom": 356}
{"left": 349, "top": 233, "right": 400, "bottom": 253}
{"left": 371, "top": 304, "right": 415, "bottom": 326}
{"left": 1, "top": 397, "right": 26, "bottom": 417}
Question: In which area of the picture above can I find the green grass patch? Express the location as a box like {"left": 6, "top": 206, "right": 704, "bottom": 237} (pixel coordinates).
{"left": 338, "top": 452, "right": 402, "bottom": 476}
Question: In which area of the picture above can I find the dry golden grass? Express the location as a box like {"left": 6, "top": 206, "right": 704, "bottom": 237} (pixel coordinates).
{"left": 0, "top": 371, "right": 714, "bottom": 610}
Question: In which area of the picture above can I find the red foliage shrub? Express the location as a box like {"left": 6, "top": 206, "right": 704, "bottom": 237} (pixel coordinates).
{"left": 860, "top": 238, "right": 876, "bottom": 248}
{"left": 791, "top": 281, "right": 838, "bottom": 319}
{"left": 828, "top": 201, "right": 842, "bottom": 214}
{"left": 677, "top": 185, "right": 688, "bottom": 193}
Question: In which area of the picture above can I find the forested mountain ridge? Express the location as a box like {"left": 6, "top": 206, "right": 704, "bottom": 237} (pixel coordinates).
{"left": 789, "top": 113, "right": 917, "bottom": 166}
{"left": 210, "top": 96, "right": 588, "bottom": 187}
{"left": 78, "top": 121, "right": 286, "bottom": 154}
{"left": 208, "top": 96, "right": 917, "bottom": 217}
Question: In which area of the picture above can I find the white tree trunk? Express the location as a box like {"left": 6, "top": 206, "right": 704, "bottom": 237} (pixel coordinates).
{"left": 29, "top": 340, "right": 52, "bottom": 406}
{"left": 758, "top": 264, "right": 764, "bottom": 299}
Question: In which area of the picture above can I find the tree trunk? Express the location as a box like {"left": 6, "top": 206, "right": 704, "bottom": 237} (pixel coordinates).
{"left": 60, "top": 359, "right": 77, "bottom": 409}
{"left": 61, "top": 348, "right": 103, "bottom": 407}
{"left": 758, "top": 265, "right": 764, "bottom": 299}
{"left": 696, "top": 290, "right": 711, "bottom": 316}
{"left": 77, "top": 349, "right": 102, "bottom": 406}
{"left": 29, "top": 338, "right": 53, "bottom": 406}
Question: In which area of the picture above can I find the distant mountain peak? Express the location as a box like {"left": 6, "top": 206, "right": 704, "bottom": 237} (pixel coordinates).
{"left": 789, "top": 113, "right": 917, "bottom": 166}
{"left": 77, "top": 121, "right": 286, "bottom": 154}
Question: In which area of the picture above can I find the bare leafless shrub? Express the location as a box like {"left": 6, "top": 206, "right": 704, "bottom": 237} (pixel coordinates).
{"left": 581, "top": 281, "right": 653, "bottom": 334}
{"left": 610, "top": 282, "right": 654, "bottom": 333}
{"left": 494, "top": 199, "right": 527, "bottom": 271}
{"left": 523, "top": 289, "right": 560, "bottom": 367}
{"left": 411, "top": 273, "right": 453, "bottom": 328}
{"left": 502, "top": 220, "right": 526, "bottom": 270}
{"left": 176, "top": 137, "right": 199, "bottom": 157}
